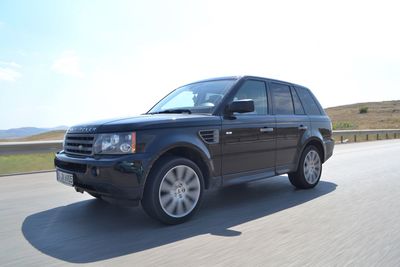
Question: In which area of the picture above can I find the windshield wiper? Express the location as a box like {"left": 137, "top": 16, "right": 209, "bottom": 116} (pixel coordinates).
{"left": 152, "top": 109, "right": 192, "bottom": 114}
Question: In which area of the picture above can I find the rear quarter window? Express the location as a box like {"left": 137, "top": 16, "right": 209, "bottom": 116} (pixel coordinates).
{"left": 294, "top": 86, "right": 322, "bottom": 115}
{"left": 290, "top": 87, "right": 305, "bottom": 115}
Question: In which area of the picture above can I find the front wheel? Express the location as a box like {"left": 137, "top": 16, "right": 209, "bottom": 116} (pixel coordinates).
{"left": 141, "top": 156, "right": 204, "bottom": 224}
{"left": 289, "top": 145, "right": 322, "bottom": 189}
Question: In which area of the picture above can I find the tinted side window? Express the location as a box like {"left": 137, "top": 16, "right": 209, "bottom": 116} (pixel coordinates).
{"left": 270, "top": 83, "right": 294, "bottom": 115}
{"left": 291, "top": 87, "right": 305, "bottom": 115}
{"left": 294, "top": 86, "right": 321, "bottom": 115}
{"left": 233, "top": 80, "right": 268, "bottom": 115}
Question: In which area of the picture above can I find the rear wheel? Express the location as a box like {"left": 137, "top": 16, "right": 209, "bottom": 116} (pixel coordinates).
{"left": 289, "top": 145, "right": 322, "bottom": 189}
{"left": 141, "top": 156, "right": 204, "bottom": 224}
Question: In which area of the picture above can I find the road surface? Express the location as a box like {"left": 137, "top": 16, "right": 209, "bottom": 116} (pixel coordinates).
{"left": 1, "top": 140, "right": 400, "bottom": 266}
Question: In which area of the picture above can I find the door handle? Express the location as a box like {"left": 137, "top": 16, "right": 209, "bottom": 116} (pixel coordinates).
{"left": 298, "top": 125, "right": 308, "bottom": 130}
{"left": 260, "top": 127, "right": 274, "bottom": 133}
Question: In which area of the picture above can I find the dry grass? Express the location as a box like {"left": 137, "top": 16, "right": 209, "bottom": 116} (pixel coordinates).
{"left": 325, "top": 100, "right": 400, "bottom": 130}
{"left": 0, "top": 152, "right": 55, "bottom": 175}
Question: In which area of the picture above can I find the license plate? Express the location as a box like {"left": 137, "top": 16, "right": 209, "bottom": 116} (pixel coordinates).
{"left": 56, "top": 170, "right": 74, "bottom": 187}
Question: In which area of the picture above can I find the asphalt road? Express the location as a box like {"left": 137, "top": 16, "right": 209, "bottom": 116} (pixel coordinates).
{"left": 1, "top": 139, "right": 400, "bottom": 266}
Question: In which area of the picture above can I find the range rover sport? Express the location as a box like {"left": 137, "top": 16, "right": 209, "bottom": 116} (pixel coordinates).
{"left": 55, "top": 75, "right": 334, "bottom": 224}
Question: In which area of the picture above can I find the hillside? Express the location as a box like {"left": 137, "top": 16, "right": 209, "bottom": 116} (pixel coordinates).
{"left": 325, "top": 100, "right": 400, "bottom": 130}
{"left": 0, "top": 130, "right": 66, "bottom": 142}
{"left": 0, "top": 126, "right": 68, "bottom": 139}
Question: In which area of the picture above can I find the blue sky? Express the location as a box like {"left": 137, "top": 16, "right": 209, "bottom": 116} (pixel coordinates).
{"left": 0, "top": 0, "right": 399, "bottom": 129}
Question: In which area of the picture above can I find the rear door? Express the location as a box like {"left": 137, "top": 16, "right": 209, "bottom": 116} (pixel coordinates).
{"left": 221, "top": 79, "right": 276, "bottom": 179}
{"left": 269, "top": 82, "right": 310, "bottom": 174}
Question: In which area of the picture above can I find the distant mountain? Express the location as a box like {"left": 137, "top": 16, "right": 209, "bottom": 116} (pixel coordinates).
{"left": 0, "top": 126, "right": 68, "bottom": 139}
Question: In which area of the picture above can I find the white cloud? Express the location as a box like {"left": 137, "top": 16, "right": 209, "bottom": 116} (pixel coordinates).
{"left": 0, "top": 61, "right": 21, "bottom": 68}
{"left": 52, "top": 50, "right": 83, "bottom": 77}
{"left": 0, "top": 67, "right": 21, "bottom": 82}
{"left": 0, "top": 61, "right": 21, "bottom": 82}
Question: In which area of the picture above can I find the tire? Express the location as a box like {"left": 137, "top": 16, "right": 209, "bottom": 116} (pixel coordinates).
{"left": 141, "top": 156, "right": 204, "bottom": 225}
{"left": 289, "top": 145, "right": 322, "bottom": 189}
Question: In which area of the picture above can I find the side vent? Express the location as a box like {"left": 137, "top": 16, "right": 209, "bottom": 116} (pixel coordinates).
{"left": 199, "top": 129, "right": 219, "bottom": 144}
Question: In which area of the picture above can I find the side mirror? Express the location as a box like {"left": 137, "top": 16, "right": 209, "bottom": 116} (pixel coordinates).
{"left": 226, "top": 99, "right": 255, "bottom": 114}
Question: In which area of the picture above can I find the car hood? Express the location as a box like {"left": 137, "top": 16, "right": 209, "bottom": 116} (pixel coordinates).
{"left": 67, "top": 114, "right": 221, "bottom": 134}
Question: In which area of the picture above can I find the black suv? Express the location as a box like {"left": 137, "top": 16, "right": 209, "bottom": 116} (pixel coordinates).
{"left": 55, "top": 76, "right": 334, "bottom": 224}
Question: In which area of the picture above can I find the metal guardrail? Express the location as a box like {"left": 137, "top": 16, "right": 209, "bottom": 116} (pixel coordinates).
{"left": 0, "top": 129, "right": 399, "bottom": 155}
{"left": 332, "top": 129, "right": 400, "bottom": 143}
{"left": 0, "top": 140, "right": 63, "bottom": 155}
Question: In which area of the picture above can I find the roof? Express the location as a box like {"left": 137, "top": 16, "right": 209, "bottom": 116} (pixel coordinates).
{"left": 188, "top": 75, "right": 308, "bottom": 89}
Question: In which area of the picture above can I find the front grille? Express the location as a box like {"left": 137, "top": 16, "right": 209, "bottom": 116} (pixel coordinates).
{"left": 64, "top": 133, "right": 95, "bottom": 156}
{"left": 55, "top": 158, "right": 87, "bottom": 173}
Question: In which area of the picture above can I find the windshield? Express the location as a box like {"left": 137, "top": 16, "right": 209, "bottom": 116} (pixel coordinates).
{"left": 148, "top": 79, "right": 236, "bottom": 114}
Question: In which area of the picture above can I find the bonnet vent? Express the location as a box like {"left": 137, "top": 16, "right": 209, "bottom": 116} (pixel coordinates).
{"left": 199, "top": 129, "right": 219, "bottom": 144}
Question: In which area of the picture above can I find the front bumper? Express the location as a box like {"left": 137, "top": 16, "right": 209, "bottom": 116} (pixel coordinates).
{"left": 54, "top": 151, "right": 151, "bottom": 206}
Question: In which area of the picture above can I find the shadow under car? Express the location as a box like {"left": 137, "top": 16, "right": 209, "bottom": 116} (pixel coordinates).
{"left": 22, "top": 176, "right": 337, "bottom": 263}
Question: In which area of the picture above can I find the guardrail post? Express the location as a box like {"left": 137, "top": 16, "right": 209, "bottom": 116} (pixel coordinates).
{"left": 386, "top": 133, "right": 389, "bottom": 139}
{"left": 341, "top": 136, "right": 343, "bottom": 143}
{"left": 354, "top": 135, "right": 357, "bottom": 142}
{"left": 377, "top": 133, "right": 379, "bottom": 140}
{"left": 366, "top": 134, "right": 369, "bottom": 141}
{"left": 395, "top": 133, "right": 397, "bottom": 139}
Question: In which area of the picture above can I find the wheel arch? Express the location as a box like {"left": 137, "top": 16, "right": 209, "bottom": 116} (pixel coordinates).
{"left": 297, "top": 137, "right": 325, "bottom": 167}
{"left": 144, "top": 143, "right": 213, "bottom": 190}
{"left": 305, "top": 139, "right": 325, "bottom": 162}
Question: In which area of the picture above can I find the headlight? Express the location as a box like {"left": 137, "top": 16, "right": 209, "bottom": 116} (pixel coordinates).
{"left": 93, "top": 132, "right": 136, "bottom": 154}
